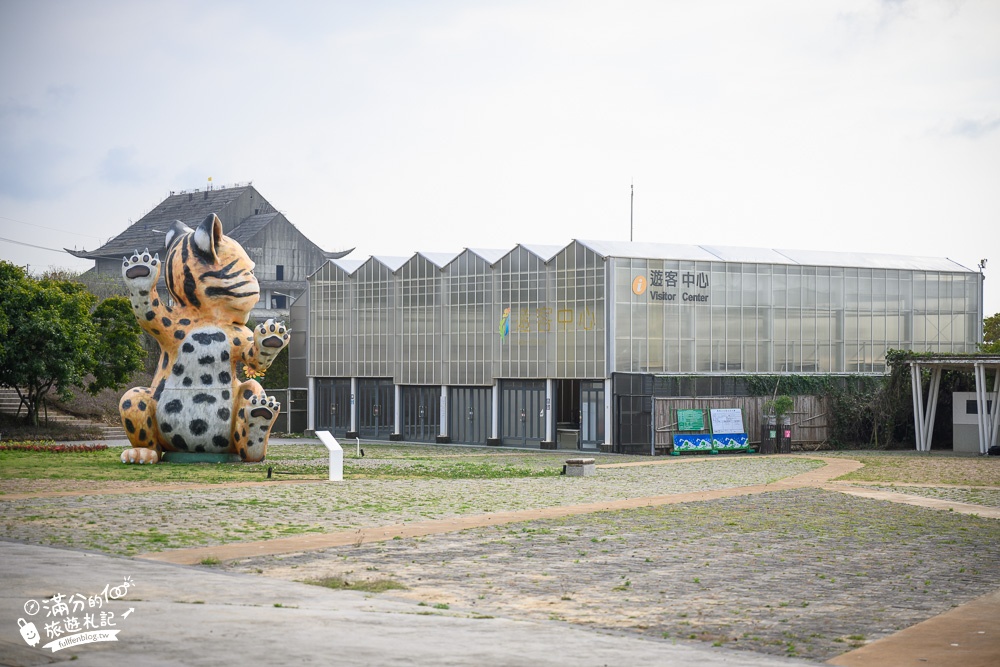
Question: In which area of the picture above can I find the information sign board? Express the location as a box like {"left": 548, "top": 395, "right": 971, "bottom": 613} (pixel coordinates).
{"left": 677, "top": 409, "right": 705, "bottom": 431}
{"left": 710, "top": 408, "right": 744, "bottom": 434}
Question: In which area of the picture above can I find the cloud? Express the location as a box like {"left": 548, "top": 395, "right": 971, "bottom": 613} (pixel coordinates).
{"left": 0, "top": 138, "right": 73, "bottom": 200}
{"left": 0, "top": 99, "right": 38, "bottom": 120}
{"left": 44, "top": 84, "right": 76, "bottom": 108}
{"left": 98, "top": 147, "right": 155, "bottom": 185}
{"left": 949, "top": 115, "right": 1000, "bottom": 139}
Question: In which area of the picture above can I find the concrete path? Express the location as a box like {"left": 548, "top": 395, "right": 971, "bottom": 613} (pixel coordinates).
{"left": 0, "top": 541, "right": 813, "bottom": 667}
{"left": 826, "top": 588, "right": 1000, "bottom": 667}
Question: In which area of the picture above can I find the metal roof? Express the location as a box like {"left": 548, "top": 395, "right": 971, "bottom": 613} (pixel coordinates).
{"left": 229, "top": 212, "right": 280, "bottom": 244}
{"left": 317, "top": 240, "right": 978, "bottom": 279}
{"left": 417, "top": 251, "right": 462, "bottom": 269}
{"left": 773, "top": 248, "right": 973, "bottom": 272}
{"left": 578, "top": 240, "right": 975, "bottom": 272}
{"left": 578, "top": 240, "right": 719, "bottom": 262}
{"left": 67, "top": 185, "right": 262, "bottom": 259}
{"left": 520, "top": 243, "right": 565, "bottom": 262}
{"left": 330, "top": 258, "right": 365, "bottom": 274}
{"left": 698, "top": 245, "right": 798, "bottom": 265}
{"left": 466, "top": 248, "right": 509, "bottom": 264}
{"left": 372, "top": 255, "right": 410, "bottom": 272}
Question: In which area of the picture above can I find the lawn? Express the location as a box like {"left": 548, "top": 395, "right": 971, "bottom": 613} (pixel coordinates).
{"left": 0, "top": 441, "right": 622, "bottom": 486}
{"left": 829, "top": 451, "right": 1000, "bottom": 486}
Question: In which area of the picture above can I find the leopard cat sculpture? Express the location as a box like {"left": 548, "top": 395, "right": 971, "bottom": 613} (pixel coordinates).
{"left": 118, "top": 212, "right": 289, "bottom": 464}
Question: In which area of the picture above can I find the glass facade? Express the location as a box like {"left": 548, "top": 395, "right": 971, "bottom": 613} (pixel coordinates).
{"left": 309, "top": 242, "right": 608, "bottom": 383}
{"left": 307, "top": 240, "right": 981, "bottom": 447}
{"left": 396, "top": 255, "right": 443, "bottom": 385}
{"left": 308, "top": 262, "right": 354, "bottom": 378}
{"left": 443, "top": 251, "right": 494, "bottom": 385}
{"left": 311, "top": 244, "right": 980, "bottom": 381}
{"left": 612, "top": 259, "right": 980, "bottom": 374}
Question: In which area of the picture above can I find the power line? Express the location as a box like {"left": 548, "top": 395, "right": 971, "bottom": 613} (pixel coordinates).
{"left": 0, "top": 235, "right": 72, "bottom": 253}
{"left": 0, "top": 214, "right": 103, "bottom": 240}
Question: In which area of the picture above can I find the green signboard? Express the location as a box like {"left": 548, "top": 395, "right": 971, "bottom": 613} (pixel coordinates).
{"left": 677, "top": 409, "right": 705, "bottom": 431}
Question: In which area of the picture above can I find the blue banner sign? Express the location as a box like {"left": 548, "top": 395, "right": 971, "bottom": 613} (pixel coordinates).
{"left": 673, "top": 433, "right": 749, "bottom": 452}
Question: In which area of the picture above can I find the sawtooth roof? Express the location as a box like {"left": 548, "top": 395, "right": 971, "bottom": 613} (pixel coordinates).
{"left": 321, "top": 240, "right": 976, "bottom": 276}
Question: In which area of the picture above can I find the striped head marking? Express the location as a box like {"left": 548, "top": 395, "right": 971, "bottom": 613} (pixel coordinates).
{"left": 164, "top": 213, "right": 259, "bottom": 324}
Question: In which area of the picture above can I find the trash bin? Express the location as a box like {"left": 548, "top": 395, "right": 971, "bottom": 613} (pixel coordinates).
{"left": 759, "top": 417, "right": 778, "bottom": 454}
{"left": 778, "top": 422, "right": 792, "bottom": 454}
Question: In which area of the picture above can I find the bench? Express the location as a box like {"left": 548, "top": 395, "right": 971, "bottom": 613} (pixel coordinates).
{"left": 564, "top": 458, "right": 596, "bottom": 477}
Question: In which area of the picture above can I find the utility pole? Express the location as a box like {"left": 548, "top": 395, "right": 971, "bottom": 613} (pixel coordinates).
{"left": 630, "top": 180, "right": 634, "bottom": 242}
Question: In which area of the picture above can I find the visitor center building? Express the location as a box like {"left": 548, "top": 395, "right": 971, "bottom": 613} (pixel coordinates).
{"left": 301, "top": 240, "right": 982, "bottom": 452}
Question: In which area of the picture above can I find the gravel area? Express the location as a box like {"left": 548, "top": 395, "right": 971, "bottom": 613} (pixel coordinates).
{"left": 0, "top": 458, "right": 821, "bottom": 555}
{"left": 228, "top": 487, "right": 1000, "bottom": 663}
{"left": 0, "top": 479, "right": 165, "bottom": 495}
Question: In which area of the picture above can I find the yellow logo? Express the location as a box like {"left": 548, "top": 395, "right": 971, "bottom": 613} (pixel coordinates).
{"left": 632, "top": 275, "right": 647, "bottom": 296}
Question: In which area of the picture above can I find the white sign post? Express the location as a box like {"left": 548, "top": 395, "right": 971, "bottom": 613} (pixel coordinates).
{"left": 316, "top": 431, "right": 343, "bottom": 482}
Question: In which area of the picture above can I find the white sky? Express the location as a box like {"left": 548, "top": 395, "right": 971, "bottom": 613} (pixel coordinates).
{"left": 1, "top": 0, "right": 998, "bottom": 315}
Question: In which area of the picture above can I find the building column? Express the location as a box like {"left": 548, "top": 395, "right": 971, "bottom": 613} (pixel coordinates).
{"left": 604, "top": 378, "right": 613, "bottom": 450}
{"left": 489, "top": 383, "right": 500, "bottom": 444}
{"left": 543, "top": 378, "right": 554, "bottom": 447}
{"left": 910, "top": 363, "right": 942, "bottom": 452}
{"left": 973, "top": 364, "right": 1000, "bottom": 454}
{"left": 394, "top": 384, "right": 402, "bottom": 437}
{"left": 438, "top": 385, "right": 450, "bottom": 443}
{"left": 349, "top": 377, "right": 357, "bottom": 436}
{"left": 307, "top": 376, "right": 315, "bottom": 432}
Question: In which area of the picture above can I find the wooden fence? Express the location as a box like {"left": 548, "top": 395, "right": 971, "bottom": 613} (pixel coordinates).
{"left": 653, "top": 395, "right": 830, "bottom": 452}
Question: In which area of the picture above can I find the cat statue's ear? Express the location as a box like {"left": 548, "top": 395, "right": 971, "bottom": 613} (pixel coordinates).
{"left": 164, "top": 220, "right": 193, "bottom": 250}
{"left": 192, "top": 213, "right": 223, "bottom": 262}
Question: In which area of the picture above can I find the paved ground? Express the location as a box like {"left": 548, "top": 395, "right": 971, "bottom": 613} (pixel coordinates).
{"left": 1, "top": 450, "right": 998, "bottom": 666}
{"left": 0, "top": 541, "right": 814, "bottom": 667}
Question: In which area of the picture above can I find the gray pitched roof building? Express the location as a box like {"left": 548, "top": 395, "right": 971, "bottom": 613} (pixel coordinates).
{"left": 69, "top": 183, "right": 350, "bottom": 319}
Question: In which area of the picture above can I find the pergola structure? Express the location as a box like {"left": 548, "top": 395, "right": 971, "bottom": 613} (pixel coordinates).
{"left": 909, "top": 355, "right": 1000, "bottom": 453}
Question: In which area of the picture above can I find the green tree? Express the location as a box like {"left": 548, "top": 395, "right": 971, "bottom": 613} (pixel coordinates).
{"left": 0, "top": 261, "right": 145, "bottom": 425}
{"left": 983, "top": 312, "right": 1000, "bottom": 353}
{"left": 89, "top": 296, "right": 147, "bottom": 392}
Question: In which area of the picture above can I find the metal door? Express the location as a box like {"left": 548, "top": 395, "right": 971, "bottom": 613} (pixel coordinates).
{"left": 357, "top": 378, "right": 394, "bottom": 439}
{"left": 449, "top": 387, "right": 492, "bottom": 445}
{"left": 500, "top": 380, "right": 545, "bottom": 447}
{"left": 616, "top": 394, "right": 652, "bottom": 455}
{"left": 401, "top": 386, "right": 440, "bottom": 443}
{"left": 314, "top": 379, "right": 351, "bottom": 437}
{"left": 580, "top": 380, "right": 605, "bottom": 448}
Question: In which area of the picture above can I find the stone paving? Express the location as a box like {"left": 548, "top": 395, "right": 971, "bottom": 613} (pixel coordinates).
{"left": 222, "top": 486, "right": 1000, "bottom": 662}
{"left": 0, "top": 457, "right": 821, "bottom": 555}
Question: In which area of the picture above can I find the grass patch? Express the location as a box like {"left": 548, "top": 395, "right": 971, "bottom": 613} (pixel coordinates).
{"left": 834, "top": 453, "right": 1000, "bottom": 487}
{"left": 304, "top": 575, "right": 408, "bottom": 593}
{"left": 0, "top": 443, "right": 598, "bottom": 485}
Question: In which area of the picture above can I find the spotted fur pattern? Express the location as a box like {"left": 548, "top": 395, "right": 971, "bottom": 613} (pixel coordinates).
{"left": 118, "top": 213, "right": 290, "bottom": 464}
